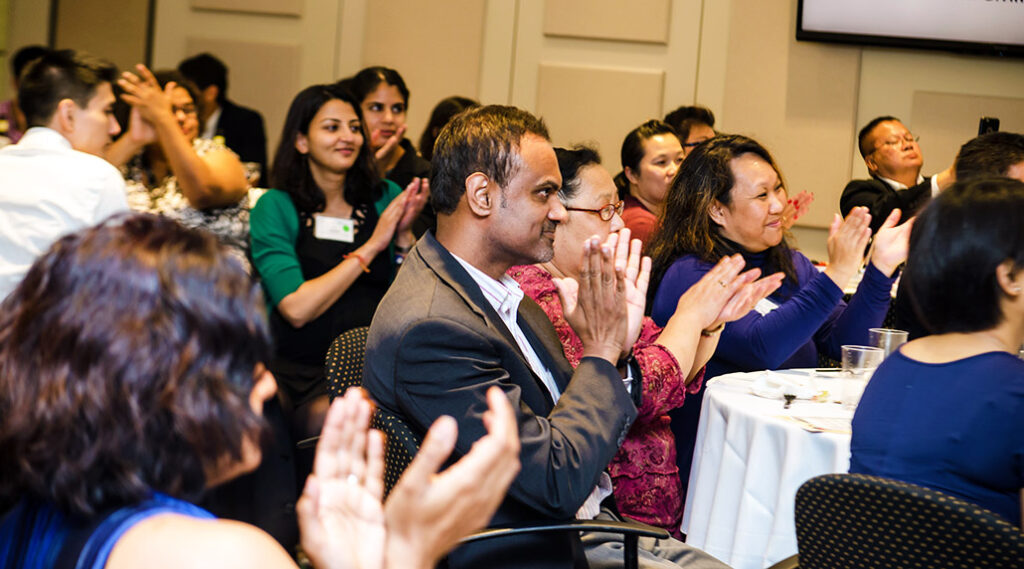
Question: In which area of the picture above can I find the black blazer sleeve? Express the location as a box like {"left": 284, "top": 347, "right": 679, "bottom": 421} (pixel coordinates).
{"left": 840, "top": 177, "right": 931, "bottom": 233}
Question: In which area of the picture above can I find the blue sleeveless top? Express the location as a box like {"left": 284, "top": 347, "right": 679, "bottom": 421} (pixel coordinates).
{"left": 0, "top": 492, "right": 214, "bottom": 569}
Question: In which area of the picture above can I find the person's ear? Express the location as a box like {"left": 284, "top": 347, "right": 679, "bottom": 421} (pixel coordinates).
{"left": 54, "top": 98, "right": 77, "bottom": 134}
{"left": 624, "top": 166, "right": 640, "bottom": 186}
{"left": 294, "top": 132, "right": 309, "bottom": 155}
{"left": 996, "top": 260, "right": 1023, "bottom": 297}
{"left": 466, "top": 172, "right": 493, "bottom": 216}
{"left": 708, "top": 199, "right": 729, "bottom": 226}
{"left": 864, "top": 153, "right": 879, "bottom": 176}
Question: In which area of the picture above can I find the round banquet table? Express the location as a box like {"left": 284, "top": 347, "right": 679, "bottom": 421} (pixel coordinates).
{"left": 681, "top": 371, "right": 854, "bottom": 569}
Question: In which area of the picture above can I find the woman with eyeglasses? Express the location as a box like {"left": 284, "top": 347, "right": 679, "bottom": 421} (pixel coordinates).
{"left": 507, "top": 145, "right": 782, "bottom": 537}
{"left": 108, "top": 65, "right": 252, "bottom": 264}
{"left": 614, "top": 120, "right": 685, "bottom": 250}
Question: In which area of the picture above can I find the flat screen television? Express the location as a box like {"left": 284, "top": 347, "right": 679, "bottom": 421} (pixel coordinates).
{"left": 796, "top": 0, "right": 1024, "bottom": 58}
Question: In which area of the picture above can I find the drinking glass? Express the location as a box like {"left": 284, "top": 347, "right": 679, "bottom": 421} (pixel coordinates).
{"left": 868, "top": 328, "right": 908, "bottom": 357}
{"left": 841, "top": 345, "right": 884, "bottom": 410}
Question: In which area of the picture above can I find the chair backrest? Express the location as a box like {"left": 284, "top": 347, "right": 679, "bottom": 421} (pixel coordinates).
{"left": 795, "top": 473, "right": 1024, "bottom": 569}
{"left": 324, "top": 325, "right": 421, "bottom": 496}
{"left": 324, "top": 326, "right": 370, "bottom": 400}
{"left": 371, "top": 406, "right": 423, "bottom": 497}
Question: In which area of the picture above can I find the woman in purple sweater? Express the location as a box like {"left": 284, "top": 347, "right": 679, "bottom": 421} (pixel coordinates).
{"left": 646, "top": 134, "right": 911, "bottom": 498}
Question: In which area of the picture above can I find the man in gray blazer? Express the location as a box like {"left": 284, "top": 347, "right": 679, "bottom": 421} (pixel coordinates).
{"left": 363, "top": 105, "right": 728, "bottom": 569}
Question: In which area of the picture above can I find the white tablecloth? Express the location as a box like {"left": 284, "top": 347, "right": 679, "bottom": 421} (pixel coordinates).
{"left": 681, "top": 371, "right": 853, "bottom": 569}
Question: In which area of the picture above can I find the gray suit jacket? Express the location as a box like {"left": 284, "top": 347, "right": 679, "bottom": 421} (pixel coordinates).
{"left": 362, "top": 231, "right": 637, "bottom": 569}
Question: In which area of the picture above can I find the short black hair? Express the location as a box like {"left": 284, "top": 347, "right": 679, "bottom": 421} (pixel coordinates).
{"left": 348, "top": 66, "right": 410, "bottom": 107}
{"left": 954, "top": 131, "right": 1024, "bottom": 181}
{"left": 857, "top": 115, "right": 901, "bottom": 158}
{"left": 0, "top": 214, "right": 271, "bottom": 517}
{"left": 903, "top": 177, "right": 1024, "bottom": 334}
{"left": 17, "top": 49, "right": 117, "bottom": 127}
{"left": 11, "top": 45, "right": 48, "bottom": 82}
{"left": 554, "top": 145, "right": 602, "bottom": 201}
{"left": 431, "top": 105, "right": 550, "bottom": 215}
{"left": 663, "top": 105, "right": 715, "bottom": 142}
{"left": 177, "top": 52, "right": 228, "bottom": 104}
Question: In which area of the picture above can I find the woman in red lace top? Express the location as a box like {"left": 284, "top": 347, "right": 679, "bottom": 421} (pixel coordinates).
{"left": 508, "top": 145, "right": 781, "bottom": 537}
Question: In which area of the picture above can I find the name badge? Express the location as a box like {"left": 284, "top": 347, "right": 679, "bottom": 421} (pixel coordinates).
{"left": 753, "top": 297, "right": 779, "bottom": 316}
{"left": 313, "top": 214, "right": 355, "bottom": 243}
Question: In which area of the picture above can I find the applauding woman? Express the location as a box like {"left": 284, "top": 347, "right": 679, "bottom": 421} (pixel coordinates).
{"left": 251, "top": 84, "right": 424, "bottom": 440}
{"left": 509, "top": 146, "right": 781, "bottom": 537}
{"left": 109, "top": 65, "right": 251, "bottom": 260}
{"left": 647, "top": 134, "right": 909, "bottom": 493}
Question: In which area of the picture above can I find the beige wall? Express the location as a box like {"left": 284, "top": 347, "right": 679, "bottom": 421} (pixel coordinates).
{"left": 6, "top": 0, "right": 1024, "bottom": 259}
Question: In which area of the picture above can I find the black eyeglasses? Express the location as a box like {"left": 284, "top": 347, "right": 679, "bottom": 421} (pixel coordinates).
{"left": 564, "top": 200, "right": 625, "bottom": 221}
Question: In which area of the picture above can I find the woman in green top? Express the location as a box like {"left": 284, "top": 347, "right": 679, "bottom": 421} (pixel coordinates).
{"left": 251, "top": 84, "right": 425, "bottom": 443}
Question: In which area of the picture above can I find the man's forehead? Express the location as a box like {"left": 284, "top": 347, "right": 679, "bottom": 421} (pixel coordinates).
{"left": 88, "top": 82, "right": 115, "bottom": 106}
{"left": 872, "top": 120, "right": 909, "bottom": 140}
{"left": 518, "top": 134, "right": 561, "bottom": 186}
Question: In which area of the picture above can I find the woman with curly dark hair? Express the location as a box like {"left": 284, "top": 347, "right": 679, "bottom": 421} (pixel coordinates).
{"left": 0, "top": 213, "right": 522, "bottom": 569}
{"left": 251, "top": 84, "right": 425, "bottom": 447}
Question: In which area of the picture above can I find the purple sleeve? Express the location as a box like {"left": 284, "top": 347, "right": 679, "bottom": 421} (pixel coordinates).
{"left": 813, "top": 262, "right": 896, "bottom": 359}
{"left": 652, "top": 253, "right": 878, "bottom": 370}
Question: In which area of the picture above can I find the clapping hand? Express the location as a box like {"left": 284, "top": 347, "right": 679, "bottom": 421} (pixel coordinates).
{"left": 395, "top": 178, "right": 429, "bottom": 236}
{"left": 374, "top": 125, "right": 406, "bottom": 163}
{"left": 298, "top": 388, "right": 386, "bottom": 569}
{"left": 781, "top": 190, "right": 814, "bottom": 230}
{"left": 613, "top": 228, "right": 652, "bottom": 357}
{"left": 117, "top": 64, "right": 175, "bottom": 127}
{"left": 554, "top": 233, "right": 629, "bottom": 364}
{"left": 868, "top": 208, "right": 913, "bottom": 277}
{"left": 823, "top": 206, "right": 872, "bottom": 290}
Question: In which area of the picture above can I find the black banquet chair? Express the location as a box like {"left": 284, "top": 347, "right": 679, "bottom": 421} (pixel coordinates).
{"left": 789, "top": 473, "right": 1024, "bottom": 569}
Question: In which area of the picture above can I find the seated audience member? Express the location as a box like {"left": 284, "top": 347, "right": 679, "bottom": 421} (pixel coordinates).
{"left": 0, "top": 213, "right": 521, "bottom": 569}
{"left": 508, "top": 145, "right": 782, "bottom": 537}
{"left": 840, "top": 116, "right": 954, "bottom": 233}
{"left": 850, "top": 177, "right": 1024, "bottom": 528}
{"left": 647, "top": 134, "right": 910, "bottom": 498}
{"left": 345, "top": 66, "right": 431, "bottom": 190}
{"left": 419, "top": 95, "right": 479, "bottom": 161}
{"left": 615, "top": 119, "right": 684, "bottom": 249}
{"left": 251, "top": 84, "right": 423, "bottom": 450}
{"left": 178, "top": 52, "right": 268, "bottom": 183}
{"left": 108, "top": 66, "right": 251, "bottom": 263}
{"left": 893, "top": 130, "right": 1024, "bottom": 340}
{"left": 362, "top": 105, "right": 729, "bottom": 569}
{"left": 0, "top": 44, "right": 48, "bottom": 146}
{"left": 0, "top": 49, "right": 126, "bottom": 300}
{"left": 663, "top": 105, "right": 716, "bottom": 158}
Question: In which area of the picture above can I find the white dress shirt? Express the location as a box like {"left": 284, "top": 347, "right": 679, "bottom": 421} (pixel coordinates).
{"left": 0, "top": 127, "right": 128, "bottom": 300}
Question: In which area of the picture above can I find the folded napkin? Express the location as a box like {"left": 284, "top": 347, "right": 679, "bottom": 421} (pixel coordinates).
{"left": 749, "top": 370, "right": 817, "bottom": 400}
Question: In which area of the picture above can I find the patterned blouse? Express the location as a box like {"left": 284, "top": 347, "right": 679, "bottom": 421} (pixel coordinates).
{"left": 124, "top": 137, "right": 256, "bottom": 268}
{"left": 507, "top": 264, "right": 704, "bottom": 538}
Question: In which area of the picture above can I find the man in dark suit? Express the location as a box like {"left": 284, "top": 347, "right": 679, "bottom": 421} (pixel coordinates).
{"left": 178, "top": 53, "right": 267, "bottom": 184}
{"left": 362, "top": 105, "right": 727, "bottom": 569}
{"left": 840, "top": 116, "right": 953, "bottom": 233}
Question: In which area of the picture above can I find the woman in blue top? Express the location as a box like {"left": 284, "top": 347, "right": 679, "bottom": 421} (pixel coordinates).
{"left": 851, "top": 177, "right": 1024, "bottom": 527}
{"left": 646, "top": 134, "right": 911, "bottom": 495}
{"left": 0, "top": 214, "right": 523, "bottom": 569}
{"left": 251, "top": 84, "right": 424, "bottom": 443}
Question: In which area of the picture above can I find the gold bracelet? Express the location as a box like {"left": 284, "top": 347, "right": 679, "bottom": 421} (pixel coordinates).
{"left": 700, "top": 322, "right": 725, "bottom": 337}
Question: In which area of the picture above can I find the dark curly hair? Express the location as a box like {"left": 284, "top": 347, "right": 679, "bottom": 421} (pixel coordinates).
{"left": 647, "top": 134, "right": 797, "bottom": 290}
{"left": 0, "top": 214, "right": 272, "bottom": 518}
{"left": 271, "top": 84, "right": 381, "bottom": 216}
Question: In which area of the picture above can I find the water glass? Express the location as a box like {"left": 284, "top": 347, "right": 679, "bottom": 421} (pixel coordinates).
{"left": 841, "top": 345, "right": 884, "bottom": 410}
{"left": 868, "top": 328, "right": 908, "bottom": 357}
